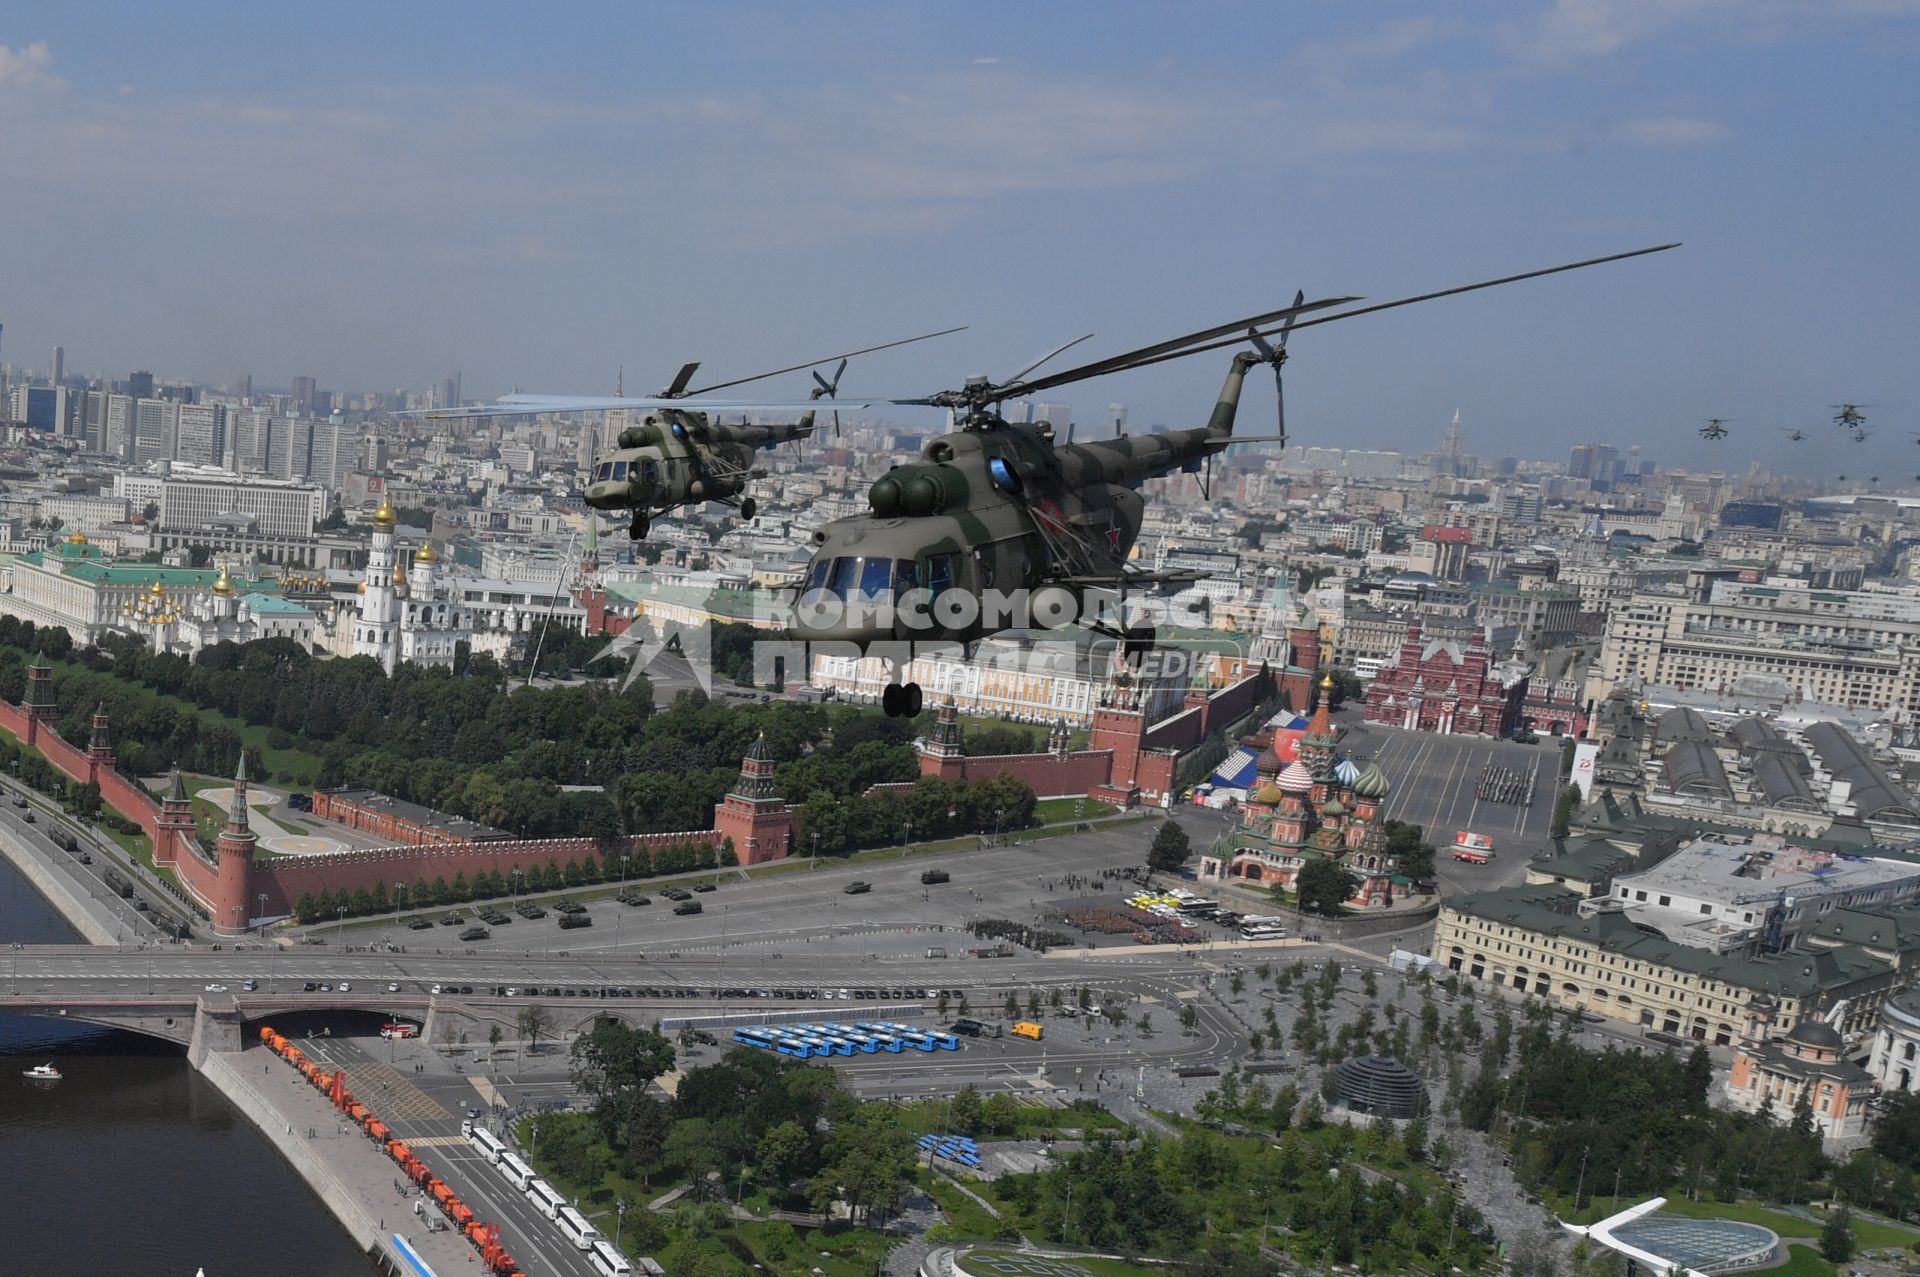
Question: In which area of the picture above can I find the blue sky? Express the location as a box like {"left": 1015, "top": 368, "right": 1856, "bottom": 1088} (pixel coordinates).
{"left": 1, "top": 1, "right": 1916, "bottom": 471}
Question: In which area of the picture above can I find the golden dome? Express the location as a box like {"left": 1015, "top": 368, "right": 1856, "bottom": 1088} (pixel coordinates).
{"left": 66, "top": 531, "right": 89, "bottom": 545}
{"left": 1254, "top": 782, "right": 1286, "bottom": 806}
{"left": 357, "top": 579, "right": 367, "bottom": 594}
{"left": 391, "top": 560, "right": 407, "bottom": 586}
{"left": 211, "top": 564, "right": 235, "bottom": 597}
{"left": 415, "top": 542, "right": 438, "bottom": 564}
{"left": 1320, "top": 672, "right": 1335, "bottom": 691}
{"left": 149, "top": 581, "right": 165, "bottom": 597}
{"left": 372, "top": 493, "right": 396, "bottom": 529}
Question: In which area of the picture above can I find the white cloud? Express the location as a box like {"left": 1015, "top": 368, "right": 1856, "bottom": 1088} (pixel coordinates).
{"left": 0, "top": 40, "right": 65, "bottom": 93}
{"left": 1613, "top": 115, "right": 1730, "bottom": 145}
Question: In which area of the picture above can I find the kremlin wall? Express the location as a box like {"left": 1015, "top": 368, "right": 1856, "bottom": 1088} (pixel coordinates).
{"left": 0, "top": 628, "right": 1291, "bottom": 934}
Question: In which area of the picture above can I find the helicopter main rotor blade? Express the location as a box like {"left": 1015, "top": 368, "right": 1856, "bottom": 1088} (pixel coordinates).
{"left": 1011, "top": 294, "right": 1357, "bottom": 398}
{"left": 662, "top": 362, "right": 702, "bottom": 397}
{"left": 1033, "top": 243, "right": 1681, "bottom": 387}
{"left": 1006, "top": 333, "right": 1096, "bottom": 386}
{"left": 685, "top": 325, "right": 968, "bottom": 397}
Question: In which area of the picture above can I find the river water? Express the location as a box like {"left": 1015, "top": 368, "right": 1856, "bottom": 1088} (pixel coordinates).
{"left": 0, "top": 854, "right": 376, "bottom": 1275}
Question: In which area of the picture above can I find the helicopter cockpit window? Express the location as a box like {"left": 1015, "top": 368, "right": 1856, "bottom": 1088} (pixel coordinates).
{"left": 925, "top": 554, "right": 956, "bottom": 599}
{"left": 892, "top": 559, "right": 920, "bottom": 596}
{"left": 987, "top": 457, "right": 1022, "bottom": 494}
{"left": 856, "top": 557, "right": 893, "bottom": 603}
{"left": 639, "top": 460, "right": 659, "bottom": 485}
{"left": 827, "top": 556, "right": 860, "bottom": 600}
{"left": 611, "top": 460, "right": 629, "bottom": 481}
{"left": 592, "top": 462, "right": 614, "bottom": 482}
{"left": 805, "top": 559, "right": 832, "bottom": 594}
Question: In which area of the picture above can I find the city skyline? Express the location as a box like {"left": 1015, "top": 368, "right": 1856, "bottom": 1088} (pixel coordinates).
{"left": 0, "top": 3, "right": 1915, "bottom": 469}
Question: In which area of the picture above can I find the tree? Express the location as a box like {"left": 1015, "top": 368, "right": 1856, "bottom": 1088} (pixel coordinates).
{"left": 1005, "top": 991, "right": 1021, "bottom": 1019}
{"left": 517, "top": 1003, "right": 557, "bottom": 1054}
{"left": 757, "top": 1120, "right": 812, "bottom": 1189}
{"left": 980, "top": 1092, "right": 1019, "bottom": 1136}
{"left": 1550, "top": 784, "right": 1582, "bottom": 839}
{"left": 948, "top": 1085, "right": 983, "bottom": 1135}
{"left": 1296, "top": 857, "right": 1360, "bottom": 915}
{"left": 571, "top": 1021, "right": 677, "bottom": 1110}
{"left": 1821, "top": 1206, "right": 1856, "bottom": 1262}
{"left": 620, "top": 1098, "right": 675, "bottom": 1184}
{"left": 1148, "top": 820, "right": 1192, "bottom": 874}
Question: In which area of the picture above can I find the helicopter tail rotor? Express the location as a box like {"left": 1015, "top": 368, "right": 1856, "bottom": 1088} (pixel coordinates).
{"left": 811, "top": 357, "right": 850, "bottom": 437}
{"left": 1245, "top": 288, "right": 1304, "bottom": 449}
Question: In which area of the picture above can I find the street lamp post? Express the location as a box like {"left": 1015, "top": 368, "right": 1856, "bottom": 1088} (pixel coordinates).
{"left": 336, "top": 905, "right": 347, "bottom": 943}
{"left": 810, "top": 831, "right": 819, "bottom": 871}
{"left": 257, "top": 892, "right": 268, "bottom": 936}
{"left": 614, "top": 1199, "right": 627, "bottom": 1250}
{"left": 994, "top": 807, "right": 1004, "bottom": 845}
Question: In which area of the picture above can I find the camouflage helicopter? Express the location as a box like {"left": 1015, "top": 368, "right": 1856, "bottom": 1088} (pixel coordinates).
{"left": 1700, "top": 417, "right": 1730, "bottom": 440}
{"left": 779, "top": 244, "right": 1678, "bottom": 716}
{"left": 414, "top": 327, "right": 962, "bottom": 539}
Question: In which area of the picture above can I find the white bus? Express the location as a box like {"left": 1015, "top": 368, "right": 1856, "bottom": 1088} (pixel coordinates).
{"left": 526, "top": 1177, "right": 567, "bottom": 1220}
{"left": 589, "top": 1238, "right": 634, "bottom": 1276}
{"left": 557, "top": 1203, "right": 600, "bottom": 1251}
{"left": 496, "top": 1150, "right": 536, "bottom": 1190}
{"left": 467, "top": 1126, "right": 506, "bottom": 1165}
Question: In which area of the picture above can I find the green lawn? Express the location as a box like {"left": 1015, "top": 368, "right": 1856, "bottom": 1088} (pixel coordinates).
{"left": 1775, "top": 1244, "right": 1835, "bottom": 1277}
{"left": 921, "top": 1171, "right": 1007, "bottom": 1242}
{"left": 45, "top": 656, "right": 324, "bottom": 783}
{"left": 732, "top": 1219, "right": 896, "bottom": 1277}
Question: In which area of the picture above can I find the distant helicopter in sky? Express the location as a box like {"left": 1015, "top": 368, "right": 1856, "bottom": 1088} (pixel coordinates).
{"left": 1782, "top": 428, "right": 1806, "bottom": 443}
{"left": 412, "top": 327, "right": 962, "bottom": 538}
{"left": 1699, "top": 418, "right": 1730, "bottom": 440}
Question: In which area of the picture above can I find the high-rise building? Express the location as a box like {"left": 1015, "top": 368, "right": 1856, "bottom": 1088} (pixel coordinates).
{"left": 228, "top": 409, "right": 272, "bottom": 473}
{"left": 8, "top": 386, "right": 61, "bottom": 431}
{"left": 97, "top": 392, "right": 136, "bottom": 459}
{"left": 50, "top": 346, "right": 63, "bottom": 387}
{"left": 133, "top": 397, "right": 174, "bottom": 464}
{"left": 1567, "top": 442, "right": 1618, "bottom": 483}
{"left": 432, "top": 373, "right": 461, "bottom": 411}
{"left": 127, "top": 370, "right": 155, "bottom": 399}
{"left": 290, "top": 376, "right": 317, "bottom": 417}
{"left": 173, "top": 402, "right": 227, "bottom": 466}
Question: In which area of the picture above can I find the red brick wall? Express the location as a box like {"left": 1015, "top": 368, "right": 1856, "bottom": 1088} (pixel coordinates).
{"left": 252, "top": 830, "right": 723, "bottom": 914}
{"left": 935, "top": 750, "right": 1115, "bottom": 799}
{"left": 1142, "top": 703, "right": 1205, "bottom": 753}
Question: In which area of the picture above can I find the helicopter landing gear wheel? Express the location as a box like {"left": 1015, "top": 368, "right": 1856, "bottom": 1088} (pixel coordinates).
{"left": 882, "top": 683, "right": 924, "bottom": 718}
{"left": 629, "top": 513, "right": 650, "bottom": 542}
{"left": 739, "top": 498, "right": 757, "bottom": 522}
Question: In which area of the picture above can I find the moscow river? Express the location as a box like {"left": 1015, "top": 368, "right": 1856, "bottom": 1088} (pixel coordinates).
{"left": 0, "top": 853, "right": 374, "bottom": 1275}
